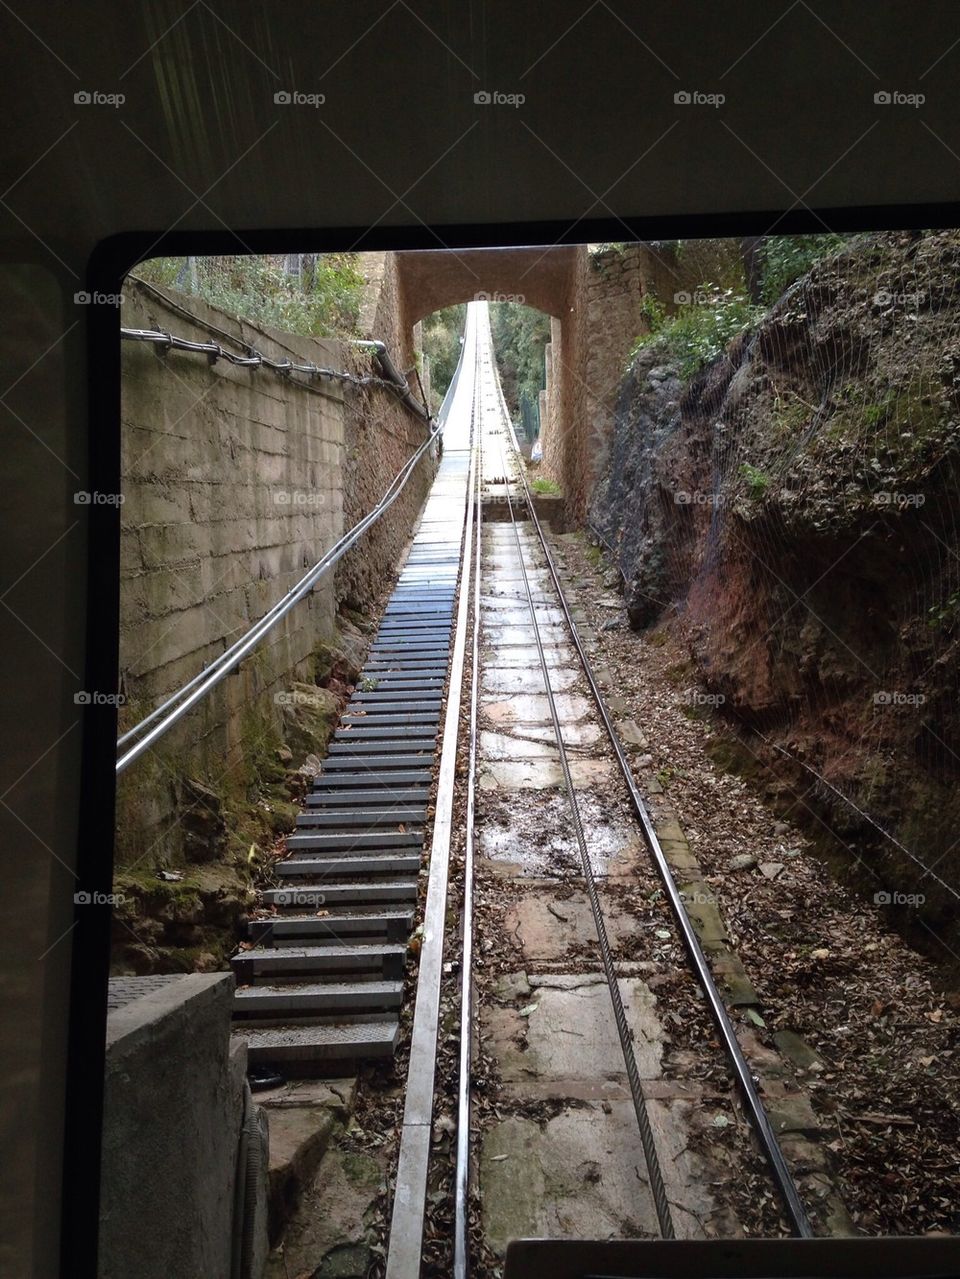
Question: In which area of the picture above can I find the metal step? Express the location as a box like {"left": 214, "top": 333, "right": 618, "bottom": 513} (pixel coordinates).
{"left": 304, "top": 787, "right": 429, "bottom": 806}
{"left": 249, "top": 910, "right": 413, "bottom": 944}
{"left": 356, "top": 671, "right": 446, "bottom": 682}
{"left": 312, "top": 770, "right": 432, "bottom": 787}
{"left": 237, "top": 1019, "right": 400, "bottom": 1064}
{"left": 320, "top": 754, "right": 434, "bottom": 770}
{"left": 334, "top": 721, "right": 437, "bottom": 731}
{"left": 232, "top": 942, "right": 405, "bottom": 981}
{"left": 234, "top": 980, "right": 404, "bottom": 1015}
{"left": 329, "top": 736, "right": 437, "bottom": 752}
{"left": 362, "top": 660, "right": 447, "bottom": 673}
{"left": 350, "top": 695, "right": 447, "bottom": 706}
{"left": 344, "top": 700, "right": 441, "bottom": 715}
{"left": 286, "top": 830, "right": 423, "bottom": 852}
{"left": 295, "top": 807, "right": 426, "bottom": 828}
{"left": 277, "top": 853, "right": 421, "bottom": 877}
{"left": 261, "top": 880, "right": 418, "bottom": 907}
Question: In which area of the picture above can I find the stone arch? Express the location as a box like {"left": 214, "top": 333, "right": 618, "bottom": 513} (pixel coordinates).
{"left": 394, "top": 246, "right": 591, "bottom": 511}
{"left": 363, "top": 242, "right": 702, "bottom": 520}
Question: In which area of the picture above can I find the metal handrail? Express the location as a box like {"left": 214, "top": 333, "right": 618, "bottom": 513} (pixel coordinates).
{"left": 117, "top": 410, "right": 442, "bottom": 773}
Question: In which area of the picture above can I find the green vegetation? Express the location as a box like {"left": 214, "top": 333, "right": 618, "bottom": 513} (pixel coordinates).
{"left": 490, "top": 302, "right": 551, "bottom": 431}
{"left": 421, "top": 303, "right": 467, "bottom": 411}
{"left": 626, "top": 234, "right": 863, "bottom": 382}
{"left": 630, "top": 287, "right": 760, "bottom": 379}
{"left": 740, "top": 462, "right": 771, "bottom": 500}
{"left": 132, "top": 253, "right": 366, "bottom": 337}
{"left": 530, "top": 475, "right": 561, "bottom": 495}
{"left": 757, "top": 234, "right": 856, "bottom": 305}
{"left": 928, "top": 590, "right": 960, "bottom": 630}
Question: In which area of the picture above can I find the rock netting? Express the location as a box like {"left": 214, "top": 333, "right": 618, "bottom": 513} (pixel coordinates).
{"left": 592, "top": 229, "right": 960, "bottom": 933}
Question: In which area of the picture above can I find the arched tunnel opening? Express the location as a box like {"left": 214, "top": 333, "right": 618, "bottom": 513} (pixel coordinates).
{"left": 98, "top": 233, "right": 960, "bottom": 1278}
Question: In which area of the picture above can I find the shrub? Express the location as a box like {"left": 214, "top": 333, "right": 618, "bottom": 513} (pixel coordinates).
{"left": 630, "top": 287, "right": 760, "bottom": 379}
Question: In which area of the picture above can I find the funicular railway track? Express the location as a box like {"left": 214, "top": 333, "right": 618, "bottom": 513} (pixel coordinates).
{"left": 221, "top": 301, "right": 820, "bottom": 1267}
{"left": 381, "top": 303, "right": 825, "bottom": 1276}
{"left": 189, "top": 301, "right": 954, "bottom": 1277}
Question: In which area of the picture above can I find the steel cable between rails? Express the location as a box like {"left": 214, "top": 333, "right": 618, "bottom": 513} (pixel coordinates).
{"left": 479, "top": 324, "right": 677, "bottom": 1240}
{"left": 496, "top": 370, "right": 814, "bottom": 1238}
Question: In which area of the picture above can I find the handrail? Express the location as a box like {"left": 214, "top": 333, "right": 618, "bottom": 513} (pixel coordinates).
{"left": 120, "top": 327, "right": 430, "bottom": 419}
{"left": 116, "top": 411, "right": 442, "bottom": 773}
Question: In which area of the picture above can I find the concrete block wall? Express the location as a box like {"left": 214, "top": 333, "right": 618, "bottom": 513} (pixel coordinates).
{"left": 99, "top": 973, "right": 267, "bottom": 1279}
{"left": 337, "top": 254, "right": 436, "bottom": 613}
{"left": 117, "top": 283, "right": 347, "bottom": 867}
{"left": 116, "top": 278, "right": 434, "bottom": 871}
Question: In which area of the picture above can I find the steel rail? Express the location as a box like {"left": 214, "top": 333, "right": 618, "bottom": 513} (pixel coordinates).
{"left": 453, "top": 350, "right": 483, "bottom": 1279}
{"left": 499, "top": 393, "right": 815, "bottom": 1238}
{"left": 481, "top": 317, "right": 677, "bottom": 1240}
{"left": 116, "top": 412, "right": 443, "bottom": 772}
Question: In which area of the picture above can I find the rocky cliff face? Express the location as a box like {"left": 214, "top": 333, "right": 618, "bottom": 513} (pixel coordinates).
{"left": 592, "top": 230, "right": 960, "bottom": 933}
